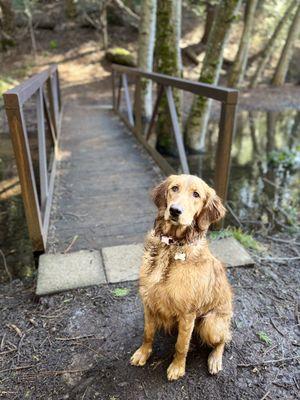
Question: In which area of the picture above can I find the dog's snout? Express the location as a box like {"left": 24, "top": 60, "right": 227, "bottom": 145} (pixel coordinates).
{"left": 169, "top": 204, "right": 183, "bottom": 218}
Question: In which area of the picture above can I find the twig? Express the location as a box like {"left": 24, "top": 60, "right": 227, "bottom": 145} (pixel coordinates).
{"left": 26, "top": 368, "right": 90, "bottom": 376}
{"left": 238, "top": 355, "right": 300, "bottom": 368}
{"left": 0, "top": 249, "right": 12, "bottom": 283}
{"left": 270, "top": 317, "right": 285, "bottom": 337}
{"left": 0, "top": 365, "right": 35, "bottom": 374}
{"left": 0, "top": 333, "right": 6, "bottom": 350}
{"left": 64, "top": 235, "right": 79, "bottom": 253}
{"left": 55, "top": 334, "right": 95, "bottom": 342}
{"left": 260, "top": 391, "right": 270, "bottom": 400}
{"left": 0, "top": 349, "right": 17, "bottom": 356}
{"left": 265, "top": 236, "right": 300, "bottom": 246}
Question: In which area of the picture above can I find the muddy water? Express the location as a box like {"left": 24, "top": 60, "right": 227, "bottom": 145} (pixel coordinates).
{"left": 0, "top": 107, "right": 299, "bottom": 280}
{"left": 187, "top": 109, "right": 300, "bottom": 231}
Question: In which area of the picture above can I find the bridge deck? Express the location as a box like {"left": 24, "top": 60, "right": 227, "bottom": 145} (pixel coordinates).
{"left": 47, "top": 104, "right": 162, "bottom": 253}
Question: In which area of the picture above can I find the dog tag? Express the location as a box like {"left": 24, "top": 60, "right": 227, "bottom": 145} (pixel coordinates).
{"left": 174, "top": 252, "right": 186, "bottom": 261}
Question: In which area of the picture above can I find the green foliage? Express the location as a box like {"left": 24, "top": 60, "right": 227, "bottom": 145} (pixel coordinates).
{"left": 210, "top": 227, "right": 264, "bottom": 251}
{"left": 267, "top": 148, "right": 300, "bottom": 170}
{"left": 112, "top": 287, "right": 130, "bottom": 297}
{"left": 49, "top": 40, "right": 58, "bottom": 50}
{"left": 257, "top": 331, "right": 272, "bottom": 345}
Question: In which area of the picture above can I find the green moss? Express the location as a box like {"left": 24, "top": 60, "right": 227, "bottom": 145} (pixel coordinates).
{"left": 105, "top": 47, "right": 136, "bottom": 67}
{"left": 210, "top": 227, "right": 264, "bottom": 252}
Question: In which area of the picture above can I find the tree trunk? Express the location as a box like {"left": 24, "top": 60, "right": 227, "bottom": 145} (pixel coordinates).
{"left": 0, "top": 0, "right": 15, "bottom": 35}
{"left": 155, "top": 0, "right": 182, "bottom": 155}
{"left": 185, "top": 0, "right": 241, "bottom": 152}
{"left": 99, "top": 1, "right": 109, "bottom": 50}
{"left": 24, "top": 0, "right": 37, "bottom": 57}
{"left": 250, "top": 0, "right": 296, "bottom": 88}
{"left": 228, "top": 0, "right": 258, "bottom": 87}
{"left": 201, "top": 1, "right": 217, "bottom": 45}
{"left": 65, "top": 0, "right": 77, "bottom": 19}
{"left": 137, "top": 0, "right": 157, "bottom": 121}
{"left": 272, "top": 2, "right": 300, "bottom": 86}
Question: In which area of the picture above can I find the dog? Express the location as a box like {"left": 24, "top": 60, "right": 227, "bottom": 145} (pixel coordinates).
{"left": 130, "top": 174, "right": 233, "bottom": 381}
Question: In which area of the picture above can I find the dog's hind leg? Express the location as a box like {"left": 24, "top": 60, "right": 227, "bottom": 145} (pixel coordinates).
{"left": 196, "top": 312, "right": 231, "bottom": 375}
{"left": 131, "top": 306, "right": 156, "bottom": 367}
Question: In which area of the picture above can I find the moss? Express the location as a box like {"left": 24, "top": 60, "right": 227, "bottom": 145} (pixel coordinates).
{"left": 105, "top": 47, "right": 136, "bottom": 67}
{"left": 209, "top": 227, "right": 264, "bottom": 252}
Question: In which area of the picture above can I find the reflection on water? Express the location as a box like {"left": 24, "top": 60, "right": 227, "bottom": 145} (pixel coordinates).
{"left": 188, "top": 109, "right": 300, "bottom": 231}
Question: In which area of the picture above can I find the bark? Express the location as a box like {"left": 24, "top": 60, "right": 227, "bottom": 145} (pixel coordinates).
{"left": 250, "top": 0, "right": 296, "bottom": 88}
{"left": 99, "top": 1, "right": 109, "bottom": 50}
{"left": 272, "top": 2, "right": 300, "bottom": 86}
{"left": 201, "top": 1, "right": 217, "bottom": 45}
{"left": 185, "top": 0, "right": 241, "bottom": 152}
{"left": 0, "top": 0, "right": 15, "bottom": 35}
{"left": 65, "top": 0, "right": 77, "bottom": 19}
{"left": 137, "top": 0, "right": 157, "bottom": 121}
{"left": 228, "top": 0, "right": 259, "bottom": 87}
{"left": 24, "top": 0, "right": 37, "bottom": 57}
{"left": 155, "top": 0, "right": 182, "bottom": 155}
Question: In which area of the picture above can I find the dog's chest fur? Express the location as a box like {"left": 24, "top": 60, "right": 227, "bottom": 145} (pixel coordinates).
{"left": 139, "top": 232, "right": 215, "bottom": 326}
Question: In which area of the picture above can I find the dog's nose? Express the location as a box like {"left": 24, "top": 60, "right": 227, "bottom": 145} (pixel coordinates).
{"left": 169, "top": 204, "right": 183, "bottom": 218}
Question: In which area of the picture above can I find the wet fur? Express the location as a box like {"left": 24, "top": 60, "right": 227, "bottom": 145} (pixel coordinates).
{"left": 131, "top": 175, "right": 233, "bottom": 380}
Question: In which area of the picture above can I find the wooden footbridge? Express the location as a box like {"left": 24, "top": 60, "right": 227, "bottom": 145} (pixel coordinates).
{"left": 3, "top": 64, "right": 238, "bottom": 258}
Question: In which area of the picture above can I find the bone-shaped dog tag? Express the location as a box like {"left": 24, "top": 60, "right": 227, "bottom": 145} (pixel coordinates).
{"left": 174, "top": 252, "right": 186, "bottom": 261}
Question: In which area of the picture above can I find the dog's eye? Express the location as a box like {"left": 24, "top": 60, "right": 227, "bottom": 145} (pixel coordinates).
{"left": 193, "top": 191, "right": 200, "bottom": 198}
{"left": 171, "top": 186, "right": 179, "bottom": 192}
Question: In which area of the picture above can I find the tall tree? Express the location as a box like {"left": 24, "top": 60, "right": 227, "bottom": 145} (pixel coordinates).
{"left": 155, "top": 0, "right": 182, "bottom": 155}
{"left": 137, "top": 0, "right": 157, "bottom": 121}
{"left": 272, "top": 1, "right": 300, "bottom": 86}
{"left": 250, "top": 0, "right": 296, "bottom": 88}
{"left": 185, "top": 0, "right": 241, "bottom": 152}
{"left": 228, "top": 0, "right": 258, "bottom": 87}
{"left": 201, "top": 1, "right": 217, "bottom": 45}
{"left": 0, "top": 0, "right": 15, "bottom": 36}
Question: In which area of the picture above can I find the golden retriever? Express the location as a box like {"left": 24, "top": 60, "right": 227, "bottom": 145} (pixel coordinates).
{"left": 130, "top": 174, "right": 233, "bottom": 381}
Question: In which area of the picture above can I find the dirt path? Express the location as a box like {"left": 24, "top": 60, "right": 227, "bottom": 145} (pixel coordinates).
{"left": 0, "top": 234, "right": 299, "bottom": 399}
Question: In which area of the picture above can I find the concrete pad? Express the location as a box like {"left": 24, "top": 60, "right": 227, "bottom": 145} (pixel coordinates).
{"left": 209, "top": 237, "right": 254, "bottom": 268}
{"left": 102, "top": 237, "right": 254, "bottom": 283}
{"left": 36, "top": 250, "right": 106, "bottom": 295}
{"left": 102, "top": 243, "right": 144, "bottom": 283}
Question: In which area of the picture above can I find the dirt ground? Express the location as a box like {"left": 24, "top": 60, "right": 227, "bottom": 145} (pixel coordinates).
{"left": 0, "top": 233, "right": 299, "bottom": 400}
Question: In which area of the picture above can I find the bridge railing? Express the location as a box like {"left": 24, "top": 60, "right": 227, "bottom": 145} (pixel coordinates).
{"left": 111, "top": 64, "right": 238, "bottom": 205}
{"left": 3, "top": 64, "right": 61, "bottom": 253}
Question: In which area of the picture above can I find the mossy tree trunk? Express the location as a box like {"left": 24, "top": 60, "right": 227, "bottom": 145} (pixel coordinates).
{"left": 65, "top": 0, "right": 77, "bottom": 19}
{"left": 272, "top": 2, "right": 300, "bottom": 86}
{"left": 137, "top": 0, "right": 157, "bottom": 121}
{"left": 0, "top": 0, "right": 16, "bottom": 49}
{"left": 155, "top": 0, "right": 182, "bottom": 155}
{"left": 250, "top": 0, "right": 296, "bottom": 88}
{"left": 228, "top": 0, "right": 258, "bottom": 87}
{"left": 185, "top": 0, "right": 241, "bottom": 152}
{"left": 201, "top": 1, "right": 217, "bottom": 45}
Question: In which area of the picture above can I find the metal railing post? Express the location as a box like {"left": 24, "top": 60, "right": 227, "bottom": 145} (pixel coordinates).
{"left": 134, "top": 76, "right": 142, "bottom": 135}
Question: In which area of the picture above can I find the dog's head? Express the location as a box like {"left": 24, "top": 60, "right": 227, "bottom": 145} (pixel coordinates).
{"left": 152, "top": 174, "right": 226, "bottom": 232}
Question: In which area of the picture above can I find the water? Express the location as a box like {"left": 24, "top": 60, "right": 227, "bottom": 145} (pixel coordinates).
{"left": 0, "top": 106, "right": 299, "bottom": 281}
{"left": 188, "top": 109, "right": 300, "bottom": 231}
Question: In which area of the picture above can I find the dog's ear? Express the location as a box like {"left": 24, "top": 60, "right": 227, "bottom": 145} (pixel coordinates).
{"left": 197, "top": 189, "right": 226, "bottom": 231}
{"left": 151, "top": 178, "right": 169, "bottom": 209}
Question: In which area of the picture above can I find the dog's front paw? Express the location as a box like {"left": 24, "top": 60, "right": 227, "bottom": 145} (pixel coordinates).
{"left": 130, "top": 346, "right": 151, "bottom": 367}
{"left": 167, "top": 361, "right": 185, "bottom": 381}
{"left": 208, "top": 350, "right": 223, "bottom": 374}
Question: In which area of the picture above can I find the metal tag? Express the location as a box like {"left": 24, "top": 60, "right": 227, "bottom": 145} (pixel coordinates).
{"left": 174, "top": 252, "right": 186, "bottom": 261}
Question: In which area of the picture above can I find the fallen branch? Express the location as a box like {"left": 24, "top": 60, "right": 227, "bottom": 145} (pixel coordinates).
{"left": 0, "top": 365, "right": 35, "bottom": 374}
{"left": 238, "top": 355, "right": 300, "bottom": 368}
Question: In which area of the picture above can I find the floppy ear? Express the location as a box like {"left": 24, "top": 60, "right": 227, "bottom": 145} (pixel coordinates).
{"left": 197, "top": 189, "right": 226, "bottom": 231}
{"left": 151, "top": 178, "right": 168, "bottom": 209}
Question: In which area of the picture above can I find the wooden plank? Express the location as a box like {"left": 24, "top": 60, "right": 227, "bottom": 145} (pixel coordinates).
{"left": 4, "top": 98, "right": 45, "bottom": 252}
{"left": 165, "top": 86, "right": 190, "bottom": 174}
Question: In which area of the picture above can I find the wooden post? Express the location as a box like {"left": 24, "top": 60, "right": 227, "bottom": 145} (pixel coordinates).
{"left": 215, "top": 102, "right": 237, "bottom": 203}
{"left": 122, "top": 74, "right": 134, "bottom": 126}
{"left": 47, "top": 76, "right": 57, "bottom": 138}
{"left": 165, "top": 86, "right": 190, "bottom": 174}
{"left": 134, "top": 76, "right": 142, "bottom": 135}
{"left": 145, "top": 85, "right": 164, "bottom": 141}
{"left": 4, "top": 94, "right": 45, "bottom": 252}
{"left": 112, "top": 69, "right": 116, "bottom": 110}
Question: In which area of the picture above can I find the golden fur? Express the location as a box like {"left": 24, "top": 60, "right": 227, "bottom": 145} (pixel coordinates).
{"left": 131, "top": 174, "right": 233, "bottom": 380}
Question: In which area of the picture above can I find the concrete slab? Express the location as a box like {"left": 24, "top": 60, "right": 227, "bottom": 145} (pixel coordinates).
{"left": 36, "top": 250, "right": 106, "bottom": 295}
{"left": 209, "top": 237, "right": 254, "bottom": 268}
{"left": 102, "top": 237, "right": 254, "bottom": 283}
{"left": 102, "top": 243, "right": 144, "bottom": 283}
